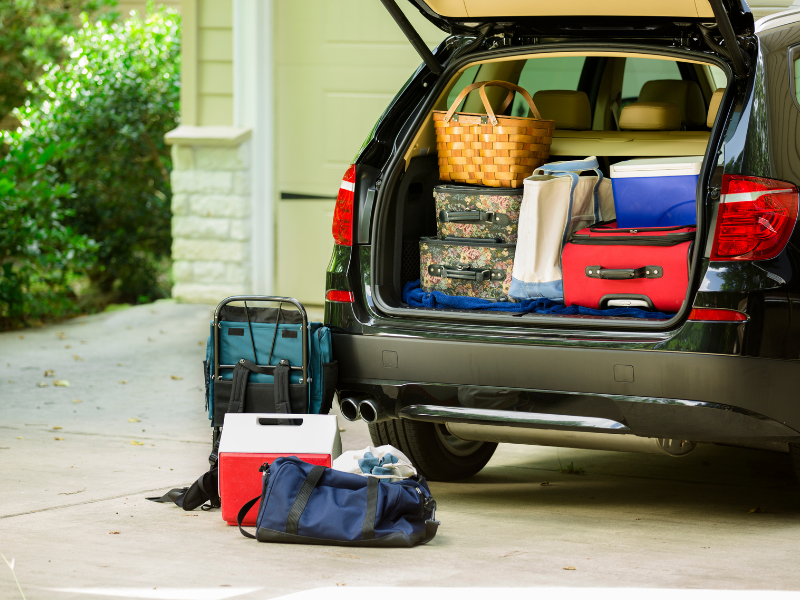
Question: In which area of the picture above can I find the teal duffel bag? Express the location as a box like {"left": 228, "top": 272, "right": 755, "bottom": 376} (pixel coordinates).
{"left": 203, "top": 296, "right": 338, "bottom": 427}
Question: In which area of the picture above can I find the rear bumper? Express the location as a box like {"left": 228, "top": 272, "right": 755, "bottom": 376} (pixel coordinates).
{"left": 333, "top": 332, "right": 800, "bottom": 442}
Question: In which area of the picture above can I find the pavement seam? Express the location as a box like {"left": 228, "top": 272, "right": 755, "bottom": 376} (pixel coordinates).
{"left": 0, "top": 425, "right": 207, "bottom": 444}
{"left": 0, "top": 485, "right": 187, "bottom": 520}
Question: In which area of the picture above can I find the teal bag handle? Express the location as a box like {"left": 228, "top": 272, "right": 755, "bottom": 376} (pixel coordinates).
{"left": 534, "top": 156, "right": 603, "bottom": 247}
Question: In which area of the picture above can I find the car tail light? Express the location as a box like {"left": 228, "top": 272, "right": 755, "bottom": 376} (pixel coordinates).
{"left": 332, "top": 164, "right": 357, "bottom": 246}
{"left": 688, "top": 308, "right": 748, "bottom": 322}
{"left": 710, "top": 175, "right": 799, "bottom": 261}
{"left": 326, "top": 290, "right": 354, "bottom": 303}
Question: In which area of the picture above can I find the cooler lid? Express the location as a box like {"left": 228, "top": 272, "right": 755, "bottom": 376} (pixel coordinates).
{"left": 610, "top": 156, "right": 703, "bottom": 179}
{"left": 218, "top": 413, "right": 341, "bottom": 455}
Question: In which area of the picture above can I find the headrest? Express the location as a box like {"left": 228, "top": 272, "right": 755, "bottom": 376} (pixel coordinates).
{"left": 619, "top": 102, "right": 681, "bottom": 131}
{"left": 531, "top": 90, "right": 591, "bottom": 130}
{"left": 707, "top": 88, "right": 725, "bottom": 128}
{"left": 638, "top": 80, "right": 706, "bottom": 128}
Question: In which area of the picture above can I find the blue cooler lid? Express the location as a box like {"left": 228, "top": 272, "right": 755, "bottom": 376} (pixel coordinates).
{"left": 610, "top": 156, "right": 703, "bottom": 179}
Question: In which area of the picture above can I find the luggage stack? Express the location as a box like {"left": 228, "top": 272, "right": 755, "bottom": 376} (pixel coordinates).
{"left": 560, "top": 156, "right": 701, "bottom": 311}
{"left": 416, "top": 78, "right": 702, "bottom": 315}
{"left": 420, "top": 185, "right": 521, "bottom": 300}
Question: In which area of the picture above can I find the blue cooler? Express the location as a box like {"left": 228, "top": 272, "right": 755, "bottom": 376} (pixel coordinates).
{"left": 610, "top": 156, "right": 702, "bottom": 227}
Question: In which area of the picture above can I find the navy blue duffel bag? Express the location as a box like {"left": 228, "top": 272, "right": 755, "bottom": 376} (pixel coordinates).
{"left": 237, "top": 456, "right": 439, "bottom": 547}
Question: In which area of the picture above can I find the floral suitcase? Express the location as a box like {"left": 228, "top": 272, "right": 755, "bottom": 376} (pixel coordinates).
{"left": 420, "top": 237, "right": 515, "bottom": 299}
{"left": 434, "top": 185, "right": 522, "bottom": 243}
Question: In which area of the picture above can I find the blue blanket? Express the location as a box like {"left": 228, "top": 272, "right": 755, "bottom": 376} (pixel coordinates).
{"left": 402, "top": 280, "right": 674, "bottom": 319}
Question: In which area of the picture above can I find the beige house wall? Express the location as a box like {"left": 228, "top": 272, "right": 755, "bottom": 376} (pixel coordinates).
{"left": 178, "top": 0, "right": 234, "bottom": 127}
{"left": 274, "top": 1, "right": 443, "bottom": 304}
{"left": 168, "top": 0, "right": 441, "bottom": 305}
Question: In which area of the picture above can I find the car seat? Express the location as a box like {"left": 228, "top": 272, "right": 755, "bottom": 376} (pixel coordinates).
{"left": 618, "top": 102, "right": 681, "bottom": 131}
{"left": 531, "top": 90, "right": 592, "bottom": 130}
{"left": 638, "top": 80, "right": 706, "bottom": 129}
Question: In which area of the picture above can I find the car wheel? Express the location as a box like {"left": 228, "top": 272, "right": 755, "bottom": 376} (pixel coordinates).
{"left": 789, "top": 443, "right": 800, "bottom": 482}
{"left": 368, "top": 419, "right": 497, "bottom": 481}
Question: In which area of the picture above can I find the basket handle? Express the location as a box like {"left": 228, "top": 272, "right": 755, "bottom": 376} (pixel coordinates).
{"left": 444, "top": 81, "right": 520, "bottom": 125}
{"left": 478, "top": 80, "right": 542, "bottom": 125}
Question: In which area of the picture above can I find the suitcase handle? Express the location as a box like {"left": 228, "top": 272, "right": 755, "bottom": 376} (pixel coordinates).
{"left": 585, "top": 266, "right": 664, "bottom": 279}
{"left": 439, "top": 209, "right": 509, "bottom": 226}
{"left": 428, "top": 264, "right": 505, "bottom": 283}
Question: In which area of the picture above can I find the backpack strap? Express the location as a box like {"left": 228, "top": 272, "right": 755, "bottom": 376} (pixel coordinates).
{"left": 228, "top": 358, "right": 292, "bottom": 415}
{"left": 147, "top": 467, "right": 220, "bottom": 511}
{"left": 273, "top": 359, "right": 292, "bottom": 414}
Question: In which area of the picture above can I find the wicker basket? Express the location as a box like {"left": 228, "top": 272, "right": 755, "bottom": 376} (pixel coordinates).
{"left": 433, "top": 80, "right": 555, "bottom": 188}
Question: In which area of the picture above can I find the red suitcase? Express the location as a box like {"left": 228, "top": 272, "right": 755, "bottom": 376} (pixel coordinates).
{"left": 562, "top": 221, "right": 695, "bottom": 312}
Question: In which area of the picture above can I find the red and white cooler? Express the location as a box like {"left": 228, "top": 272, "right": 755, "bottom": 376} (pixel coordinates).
{"left": 218, "top": 413, "right": 342, "bottom": 526}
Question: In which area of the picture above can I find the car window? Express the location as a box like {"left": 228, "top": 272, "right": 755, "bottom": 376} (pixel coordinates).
{"left": 621, "top": 57, "right": 681, "bottom": 104}
{"left": 794, "top": 56, "right": 800, "bottom": 105}
{"left": 709, "top": 65, "right": 728, "bottom": 90}
{"left": 512, "top": 56, "right": 586, "bottom": 117}
{"left": 446, "top": 65, "right": 480, "bottom": 110}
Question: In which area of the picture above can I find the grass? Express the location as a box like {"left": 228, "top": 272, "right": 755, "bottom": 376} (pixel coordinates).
{"left": 560, "top": 461, "right": 586, "bottom": 475}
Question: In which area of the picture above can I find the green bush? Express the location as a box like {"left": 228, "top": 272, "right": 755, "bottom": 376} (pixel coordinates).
{"left": 0, "top": 0, "right": 116, "bottom": 125}
{"left": 17, "top": 6, "right": 180, "bottom": 307}
{"left": 0, "top": 132, "right": 96, "bottom": 328}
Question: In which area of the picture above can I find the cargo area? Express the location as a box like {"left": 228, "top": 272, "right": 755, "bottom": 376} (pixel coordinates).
{"left": 372, "top": 50, "right": 730, "bottom": 324}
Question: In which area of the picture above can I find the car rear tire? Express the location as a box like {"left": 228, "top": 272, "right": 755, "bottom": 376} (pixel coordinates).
{"left": 368, "top": 419, "right": 497, "bottom": 481}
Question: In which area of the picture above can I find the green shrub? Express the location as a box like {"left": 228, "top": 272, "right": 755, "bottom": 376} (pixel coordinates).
{"left": 0, "top": 0, "right": 116, "bottom": 125}
{"left": 18, "top": 5, "right": 180, "bottom": 306}
{"left": 0, "top": 132, "right": 96, "bottom": 328}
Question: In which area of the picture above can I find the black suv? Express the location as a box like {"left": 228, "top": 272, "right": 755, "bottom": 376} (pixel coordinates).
{"left": 324, "top": 0, "right": 800, "bottom": 481}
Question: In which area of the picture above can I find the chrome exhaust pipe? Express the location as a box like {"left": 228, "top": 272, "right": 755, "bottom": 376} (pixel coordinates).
{"left": 357, "top": 399, "right": 385, "bottom": 424}
{"left": 339, "top": 397, "right": 360, "bottom": 422}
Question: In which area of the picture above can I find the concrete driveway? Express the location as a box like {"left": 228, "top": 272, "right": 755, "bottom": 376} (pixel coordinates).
{"left": 2, "top": 301, "right": 800, "bottom": 600}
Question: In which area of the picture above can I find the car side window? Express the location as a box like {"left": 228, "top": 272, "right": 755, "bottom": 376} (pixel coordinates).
{"left": 621, "top": 57, "right": 681, "bottom": 105}
{"left": 791, "top": 45, "right": 800, "bottom": 108}
{"left": 446, "top": 65, "right": 480, "bottom": 111}
{"left": 512, "top": 56, "right": 586, "bottom": 117}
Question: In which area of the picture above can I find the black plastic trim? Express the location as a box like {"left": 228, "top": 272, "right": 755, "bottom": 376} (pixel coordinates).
{"left": 332, "top": 332, "right": 800, "bottom": 430}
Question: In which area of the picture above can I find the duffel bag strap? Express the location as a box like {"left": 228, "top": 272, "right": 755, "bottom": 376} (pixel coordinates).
{"left": 362, "top": 476, "right": 380, "bottom": 541}
{"left": 237, "top": 496, "right": 261, "bottom": 539}
{"left": 286, "top": 465, "right": 326, "bottom": 535}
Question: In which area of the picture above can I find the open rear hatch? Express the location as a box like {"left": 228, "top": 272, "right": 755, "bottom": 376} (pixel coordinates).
{"left": 383, "top": 0, "right": 753, "bottom": 79}
{"left": 368, "top": 0, "right": 747, "bottom": 327}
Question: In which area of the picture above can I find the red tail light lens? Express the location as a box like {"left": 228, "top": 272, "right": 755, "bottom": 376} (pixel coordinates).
{"left": 688, "top": 308, "right": 748, "bottom": 322}
{"left": 710, "top": 175, "right": 799, "bottom": 261}
{"left": 332, "top": 164, "right": 357, "bottom": 246}
{"left": 326, "top": 290, "right": 354, "bottom": 303}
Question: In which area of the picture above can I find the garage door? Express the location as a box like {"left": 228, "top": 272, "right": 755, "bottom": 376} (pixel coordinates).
{"left": 275, "top": 0, "right": 443, "bottom": 305}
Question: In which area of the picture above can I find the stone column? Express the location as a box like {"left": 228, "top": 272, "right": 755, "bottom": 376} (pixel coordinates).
{"left": 165, "top": 126, "right": 253, "bottom": 304}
